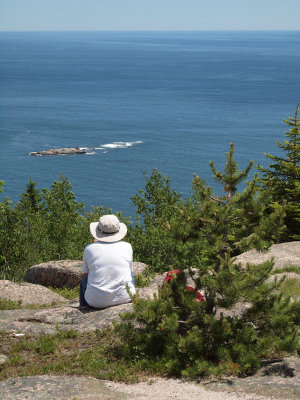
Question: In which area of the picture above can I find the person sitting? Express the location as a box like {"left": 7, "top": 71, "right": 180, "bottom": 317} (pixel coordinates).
{"left": 79, "top": 214, "right": 135, "bottom": 308}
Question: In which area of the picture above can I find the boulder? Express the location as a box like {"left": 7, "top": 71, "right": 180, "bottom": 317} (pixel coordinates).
{"left": 24, "top": 260, "right": 83, "bottom": 288}
{"left": 24, "top": 260, "right": 148, "bottom": 288}
{"left": 0, "top": 280, "right": 66, "bottom": 306}
{"left": 132, "top": 262, "right": 148, "bottom": 276}
{"left": 234, "top": 241, "right": 300, "bottom": 269}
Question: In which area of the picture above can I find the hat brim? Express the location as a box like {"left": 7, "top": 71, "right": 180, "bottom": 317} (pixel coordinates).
{"left": 89, "top": 222, "right": 127, "bottom": 243}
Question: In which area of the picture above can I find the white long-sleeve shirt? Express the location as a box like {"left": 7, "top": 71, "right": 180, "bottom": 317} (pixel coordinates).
{"left": 82, "top": 241, "right": 135, "bottom": 308}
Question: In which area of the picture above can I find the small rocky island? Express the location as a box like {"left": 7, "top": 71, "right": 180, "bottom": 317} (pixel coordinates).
{"left": 29, "top": 147, "right": 92, "bottom": 156}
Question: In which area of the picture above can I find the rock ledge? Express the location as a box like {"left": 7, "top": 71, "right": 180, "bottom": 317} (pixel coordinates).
{"left": 29, "top": 147, "right": 92, "bottom": 156}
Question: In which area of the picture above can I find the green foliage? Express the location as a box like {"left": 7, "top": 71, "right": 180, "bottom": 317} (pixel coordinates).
{"left": 115, "top": 144, "right": 298, "bottom": 378}
{"left": 272, "top": 265, "right": 300, "bottom": 274}
{"left": 0, "top": 329, "right": 145, "bottom": 383}
{"left": 0, "top": 298, "right": 63, "bottom": 310}
{"left": 258, "top": 104, "right": 300, "bottom": 240}
{"left": 279, "top": 278, "right": 300, "bottom": 298}
{"left": 0, "top": 174, "right": 137, "bottom": 281}
{"left": 132, "top": 169, "right": 183, "bottom": 228}
{"left": 0, "top": 298, "right": 22, "bottom": 310}
{"left": 41, "top": 175, "right": 86, "bottom": 260}
{"left": 35, "top": 335, "right": 56, "bottom": 354}
{"left": 130, "top": 169, "right": 205, "bottom": 273}
{"left": 49, "top": 285, "right": 80, "bottom": 300}
{"left": 134, "top": 273, "right": 151, "bottom": 288}
{"left": 0, "top": 175, "right": 90, "bottom": 280}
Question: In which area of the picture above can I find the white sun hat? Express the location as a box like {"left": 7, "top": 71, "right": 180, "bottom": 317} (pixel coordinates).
{"left": 89, "top": 214, "right": 127, "bottom": 243}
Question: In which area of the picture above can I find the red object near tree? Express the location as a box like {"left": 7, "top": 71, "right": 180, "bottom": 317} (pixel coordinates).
{"left": 163, "top": 269, "right": 205, "bottom": 302}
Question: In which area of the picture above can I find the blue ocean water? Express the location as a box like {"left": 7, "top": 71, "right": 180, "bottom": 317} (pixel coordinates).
{"left": 0, "top": 31, "right": 299, "bottom": 216}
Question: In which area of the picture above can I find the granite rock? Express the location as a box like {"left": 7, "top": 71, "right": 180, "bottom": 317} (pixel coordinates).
{"left": 24, "top": 260, "right": 148, "bottom": 288}
{"left": 0, "top": 358, "right": 299, "bottom": 400}
{"left": 0, "top": 280, "right": 66, "bottom": 306}
{"left": 29, "top": 147, "right": 92, "bottom": 156}
{"left": 234, "top": 241, "right": 300, "bottom": 269}
{"left": 0, "top": 354, "right": 8, "bottom": 365}
{"left": 24, "top": 260, "right": 83, "bottom": 288}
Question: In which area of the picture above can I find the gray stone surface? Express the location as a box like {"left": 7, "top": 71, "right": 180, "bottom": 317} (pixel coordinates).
{"left": 24, "top": 260, "right": 83, "bottom": 288}
{"left": 0, "top": 354, "right": 8, "bottom": 365}
{"left": 205, "top": 357, "right": 300, "bottom": 400}
{"left": 132, "top": 261, "right": 148, "bottom": 276}
{"left": 24, "top": 260, "right": 148, "bottom": 288}
{"left": 0, "top": 358, "right": 299, "bottom": 400}
{"left": 29, "top": 147, "right": 92, "bottom": 156}
{"left": 0, "top": 302, "right": 133, "bottom": 335}
{"left": 0, "top": 280, "right": 66, "bottom": 306}
{"left": 0, "top": 273, "right": 250, "bottom": 335}
{"left": 0, "top": 375, "right": 127, "bottom": 400}
{"left": 234, "top": 241, "right": 300, "bottom": 269}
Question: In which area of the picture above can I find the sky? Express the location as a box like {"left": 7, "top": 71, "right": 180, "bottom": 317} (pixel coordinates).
{"left": 0, "top": 0, "right": 299, "bottom": 31}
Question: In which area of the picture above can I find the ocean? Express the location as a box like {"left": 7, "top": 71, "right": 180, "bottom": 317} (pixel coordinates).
{"left": 0, "top": 31, "right": 299, "bottom": 216}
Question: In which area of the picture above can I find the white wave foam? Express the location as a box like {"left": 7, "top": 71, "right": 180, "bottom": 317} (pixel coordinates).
{"left": 101, "top": 141, "right": 143, "bottom": 149}
{"left": 77, "top": 141, "right": 142, "bottom": 154}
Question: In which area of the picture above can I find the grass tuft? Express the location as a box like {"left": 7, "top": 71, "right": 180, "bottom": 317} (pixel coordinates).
{"left": 0, "top": 329, "right": 149, "bottom": 383}
{"left": 279, "top": 278, "right": 300, "bottom": 298}
{"left": 49, "top": 286, "right": 80, "bottom": 300}
{"left": 273, "top": 265, "right": 300, "bottom": 275}
{"left": 0, "top": 298, "right": 63, "bottom": 310}
{"left": 0, "top": 298, "right": 22, "bottom": 310}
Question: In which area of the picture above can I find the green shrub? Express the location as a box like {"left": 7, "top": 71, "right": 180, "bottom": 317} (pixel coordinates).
{"left": 258, "top": 104, "right": 300, "bottom": 240}
{"left": 115, "top": 144, "right": 298, "bottom": 378}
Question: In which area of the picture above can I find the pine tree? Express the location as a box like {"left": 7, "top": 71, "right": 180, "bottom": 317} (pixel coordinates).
{"left": 18, "top": 178, "right": 43, "bottom": 213}
{"left": 42, "top": 174, "right": 85, "bottom": 260}
{"left": 115, "top": 144, "right": 298, "bottom": 378}
{"left": 258, "top": 104, "right": 300, "bottom": 240}
{"left": 130, "top": 169, "right": 206, "bottom": 272}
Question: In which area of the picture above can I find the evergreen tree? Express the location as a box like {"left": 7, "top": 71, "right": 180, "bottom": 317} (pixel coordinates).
{"left": 13, "top": 179, "right": 50, "bottom": 276}
{"left": 18, "top": 178, "right": 43, "bottom": 213}
{"left": 115, "top": 144, "right": 298, "bottom": 378}
{"left": 0, "top": 176, "right": 89, "bottom": 280}
{"left": 42, "top": 174, "right": 86, "bottom": 260}
{"left": 130, "top": 169, "right": 205, "bottom": 272}
{"left": 258, "top": 104, "right": 300, "bottom": 240}
{"left": 1, "top": 179, "right": 49, "bottom": 280}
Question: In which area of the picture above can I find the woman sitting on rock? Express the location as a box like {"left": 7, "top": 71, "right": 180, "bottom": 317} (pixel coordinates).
{"left": 79, "top": 214, "right": 135, "bottom": 308}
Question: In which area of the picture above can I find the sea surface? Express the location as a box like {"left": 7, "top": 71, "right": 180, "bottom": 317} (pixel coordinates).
{"left": 0, "top": 31, "right": 299, "bottom": 216}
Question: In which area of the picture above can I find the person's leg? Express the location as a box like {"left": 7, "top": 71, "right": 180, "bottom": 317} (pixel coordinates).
{"left": 79, "top": 276, "right": 89, "bottom": 306}
{"left": 131, "top": 270, "right": 135, "bottom": 286}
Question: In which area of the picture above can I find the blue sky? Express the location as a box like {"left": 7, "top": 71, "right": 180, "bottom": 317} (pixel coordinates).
{"left": 0, "top": 0, "right": 299, "bottom": 31}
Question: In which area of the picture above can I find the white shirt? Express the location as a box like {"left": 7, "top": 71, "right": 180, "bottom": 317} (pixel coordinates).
{"left": 82, "top": 240, "right": 135, "bottom": 308}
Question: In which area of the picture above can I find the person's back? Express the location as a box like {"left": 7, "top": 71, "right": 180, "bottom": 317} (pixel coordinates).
{"left": 80, "top": 214, "right": 135, "bottom": 308}
{"left": 82, "top": 240, "right": 135, "bottom": 308}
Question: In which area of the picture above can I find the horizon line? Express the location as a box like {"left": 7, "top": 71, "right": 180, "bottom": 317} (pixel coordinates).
{"left": 1, "top": 29, "right": 300, "bottom": 33}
